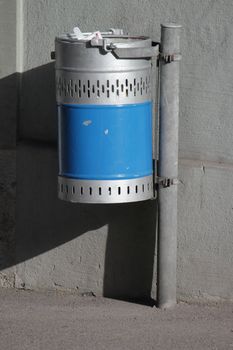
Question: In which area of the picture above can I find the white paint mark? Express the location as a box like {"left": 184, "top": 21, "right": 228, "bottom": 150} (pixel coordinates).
{"left": 83, "top": 120, "right": 92, "bottom": 126}
{"left": 104, "top": 129, "right": 109, "bottom": 135}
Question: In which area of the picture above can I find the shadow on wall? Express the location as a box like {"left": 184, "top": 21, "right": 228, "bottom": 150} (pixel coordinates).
{"left": 103, "top": 201, "right": 156, "bottom": 304}
{"left": 0, "top": 63, "right": 157, "bottom": 304}
{"left": 0, "top": 73, "right": 18, "bottom": 148}
{"left": 19, "top": 63, "right": 58, "bottom": 142}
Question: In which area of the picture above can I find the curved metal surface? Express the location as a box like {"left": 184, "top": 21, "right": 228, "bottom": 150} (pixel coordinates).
{"left": 58, "top": 102, "right": 153, "bottom": 180}
{"left": 56, "top": 69, "right": 152, "bottom": 105}
{"left": 58, "top": 175, "right": 154, "bottom": 203}
{"left": 55, "top": 36, "right": 152, "bottom": 72}
{"left": 55, "top": 30, "right": 154, "bottom": 105}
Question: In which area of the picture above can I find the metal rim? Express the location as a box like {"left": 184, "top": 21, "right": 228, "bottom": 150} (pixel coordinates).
{"left": 56, "top": 34, "right": 151, "bottom": 46}
{"left": 160, "top": 23, "right": 182, "bottom": 29}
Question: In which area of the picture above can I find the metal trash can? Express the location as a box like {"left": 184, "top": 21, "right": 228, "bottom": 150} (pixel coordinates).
{"left": 54, "top": 28, "right": 158, "bottom": 203}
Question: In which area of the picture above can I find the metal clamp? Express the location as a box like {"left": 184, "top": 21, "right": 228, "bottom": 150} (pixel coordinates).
{"left": 155, "top": 176, "right": 179, "bottom": 189}
{"left": 159, "top": 53, "right": 182, "bottom": 63}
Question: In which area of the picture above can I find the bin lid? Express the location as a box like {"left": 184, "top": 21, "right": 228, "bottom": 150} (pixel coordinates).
{"left": 56, "top": 28, "right": 158, "bottom": 58}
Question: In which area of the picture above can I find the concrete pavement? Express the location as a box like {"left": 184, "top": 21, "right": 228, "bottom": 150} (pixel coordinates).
{"left": 0, "top": 289, "right": 233, "bottom": 349}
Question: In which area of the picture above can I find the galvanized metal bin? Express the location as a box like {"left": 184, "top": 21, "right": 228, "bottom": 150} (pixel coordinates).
{"left": 54, "top": 28, "right": 158, "bottom": 203}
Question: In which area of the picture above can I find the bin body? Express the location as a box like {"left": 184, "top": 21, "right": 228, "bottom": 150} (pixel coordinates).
{"left": 55, "top": 31, "right": 154, "bottom": 203}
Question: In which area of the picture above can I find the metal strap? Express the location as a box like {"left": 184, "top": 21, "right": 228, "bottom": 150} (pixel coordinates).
{"left": 155, "top": 176, "right": 179, "bottom": 189}
{"left": 159, "top": 53, "right": 182, "bottom": 63}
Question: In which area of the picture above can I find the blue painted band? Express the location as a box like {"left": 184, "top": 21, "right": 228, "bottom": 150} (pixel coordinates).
{"left": 59, "top": 102, "right": 151, "bottom": 109}
{"left": 58, "top": 102, "right": 153, "bottom": 180}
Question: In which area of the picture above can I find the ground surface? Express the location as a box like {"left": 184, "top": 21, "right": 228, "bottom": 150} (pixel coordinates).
{"left": 0, "top": 289, "right": 233, "bottom": 350}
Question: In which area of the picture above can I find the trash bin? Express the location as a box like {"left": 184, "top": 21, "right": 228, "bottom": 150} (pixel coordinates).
{"left": 54, "top": 28, "right": 158, "bottom": 203}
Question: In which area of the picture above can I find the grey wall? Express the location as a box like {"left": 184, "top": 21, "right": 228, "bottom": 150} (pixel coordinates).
{"left": 0, "top": 0, "right": 16, "bottom": 288}
{"left": 1, "top": 0, "right": 233, "bottom": 302}
{"left": 0, "top": 0, "right": 17, "bottom": 147}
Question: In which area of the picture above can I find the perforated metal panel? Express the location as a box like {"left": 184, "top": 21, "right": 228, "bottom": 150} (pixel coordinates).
{"left": 56, "top": 70, "right": 151, "bottom": 105}
{"left": 58, "top": 176, "right": 154, "bottom": 204}
{"left": 55, "top": 34, "right": 153, "bottom": 106}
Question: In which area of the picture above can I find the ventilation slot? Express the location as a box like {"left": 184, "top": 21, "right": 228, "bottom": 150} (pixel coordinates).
{"left": 97, "top": 80, "right": 100, "bottom": 97}
{"left": 78, "top": 80, "right": 81, "bottom": 97}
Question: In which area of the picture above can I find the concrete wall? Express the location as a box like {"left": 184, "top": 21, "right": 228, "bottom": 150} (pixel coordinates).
{"left": 1, "top": 0, "right": 233, "bottom": 301}
{"left": 0, "top": 0, "right": 17, "bottom": 287}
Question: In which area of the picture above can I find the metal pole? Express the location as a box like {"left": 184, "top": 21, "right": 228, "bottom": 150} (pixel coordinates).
{"left": 157, "top": 23, "right": 182, "bottom": 309}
